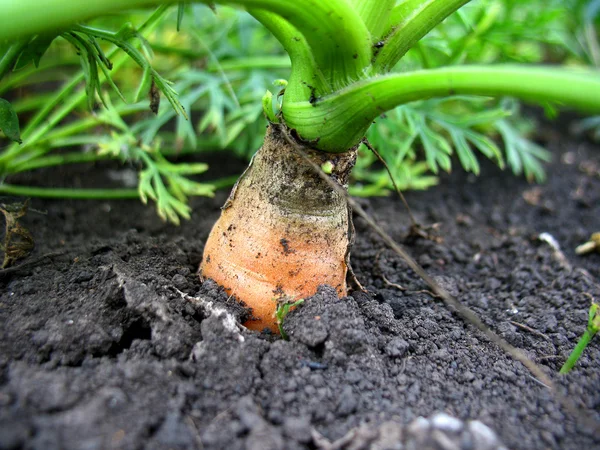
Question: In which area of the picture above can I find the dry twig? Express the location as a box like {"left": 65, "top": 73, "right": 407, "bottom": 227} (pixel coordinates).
{"left": 510, "top": 320, "right": 552, "bottom": 342}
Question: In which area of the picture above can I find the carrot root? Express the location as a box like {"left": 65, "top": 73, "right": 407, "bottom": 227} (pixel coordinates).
{"left": 200, "top": 125, "right": 357, "bottom": 331}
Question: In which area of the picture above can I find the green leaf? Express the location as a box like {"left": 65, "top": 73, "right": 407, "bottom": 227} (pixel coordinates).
{"left": 152, "top": 74, "right": 186, "bottom": 118}
{"left": 73, "top": 23, "right": 185, "bottom": 117}
{"left": 134, "top": 66, "right": 153, "bottom": 103}
{"left": 88, "top": 35, "right": 113, "bottom": 69}
{"left": 115, "top": 22, "right": 137, "bottom": 41}
{"left": 136, "top": 32, "right": 154, "bottom": 61}
{"left": 62, "top": 32, "right": 104, "bottom": 110}
{"left": 134, "top": 143, "right": 215, "bottom": 225}
{"left": 168, "top": 175, "right": 214, "bottom": 201}
{"left": 573, "top": 115, "right": 600, "bottom": 141}
{"left": 153, "top": 174, "right": 190, "bottom": 225}
{"left": 0, "top": 98, "right": 22, "bottom": 143}
{"left": 97, "top": 59, "right": 127, "bottom": 103}
{"left": 497, "top": 119, "right": 551, "bottom": 183}
{"left": 177, "top": 2, "right": 187, "bottom": 31}
{"left": 14, "top": 34, "right": 56, "bottom": 70}
{"left": 415, "top": 113, "right": 452, "bottom": 173}
{"left": 449, "top": 107, "right": 511, "bottom": 127}
{"left": 276, "top": 298, "right": 304, "bottom": 339}
{"left": 138, "top": 162, "right": 159, "bottom": 204}
{"left": 448, "top": 127, "right": 480, "bottom": 174}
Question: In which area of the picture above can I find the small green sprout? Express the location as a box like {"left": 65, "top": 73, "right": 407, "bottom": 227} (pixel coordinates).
{"left": 560, "top": 302, "right": 600, "bottom": 374}
{"left": 261, "top": 90, "right": 279, "bottom": 123}
{"left": 275, "top": 297, "right": 304, "bottom": 340}
{"left": 321, "top": 161, "right": 334, "bottom": 174}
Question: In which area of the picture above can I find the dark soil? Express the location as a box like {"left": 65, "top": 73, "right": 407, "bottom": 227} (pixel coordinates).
{"left": 1, "top": 124, "right": 599, "bottom": 450}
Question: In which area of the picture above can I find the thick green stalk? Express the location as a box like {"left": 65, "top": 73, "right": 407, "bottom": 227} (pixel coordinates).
{"left": 347, "top": 0, "right": 396, "bottom": 40}
{"left": 0, "top": 0, "right": 371, "bottom": 92}
{"left": 283, "top": 65, "right": 600, "bottom": 152}
{"left": 248, "top": 10, "right": 326, "bottom": 101}
{"left": 0, "top": 0, "right": 164, "bottom": 41}
{"left": 374, "top": 0, "right": 472, "bottom": 73}
{"left": 233, "top": 0, "right": 372, "bottom": 90}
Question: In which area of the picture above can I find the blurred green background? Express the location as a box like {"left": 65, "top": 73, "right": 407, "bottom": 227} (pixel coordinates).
{"left": 0, "top": 0, "right": 599, "bottom": 223}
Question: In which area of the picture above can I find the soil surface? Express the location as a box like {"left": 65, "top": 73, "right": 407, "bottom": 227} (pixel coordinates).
{"left": 1, "top": 123, "right": 600, "bottom": 450}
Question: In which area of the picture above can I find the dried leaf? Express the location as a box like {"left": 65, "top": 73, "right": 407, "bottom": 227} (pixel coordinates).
{"left": 149, "top": 79, "right": 160, "bottom": 115}
{"left": 1, "top": 200, "right": 35, "bottom": 268}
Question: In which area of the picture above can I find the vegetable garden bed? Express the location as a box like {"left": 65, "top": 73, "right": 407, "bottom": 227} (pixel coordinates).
{"left": 1, "top": 120, "right": 599, "bottom": 450}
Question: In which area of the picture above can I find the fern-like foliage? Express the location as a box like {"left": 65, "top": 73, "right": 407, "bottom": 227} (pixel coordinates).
{"left": 0, "top": 6, "right": 213, "bottom": 224}
{"left": 354, "top": 96, "right": 551, "bottom": 194}
{"left": 357, "top": 0, "right": 592, "bottom": 194}
{"left": 1, "top": 1, "right": 596, "bottom": 221}
{"left": 97, "top": 119, "right": 215, "bottom": 224}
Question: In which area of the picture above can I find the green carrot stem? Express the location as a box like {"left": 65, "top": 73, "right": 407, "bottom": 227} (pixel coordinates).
{"left": 0, "top": 176, "right": 236, "bottom": 199}
{"left": 0, "top": 0, "right": 168, "bottom": 42}
{"left": 373, "top": 0, "right": 472, "bottom": 72}
{"left": 283, "top": 65, "right": 600, "bottom": 152}
{"left": 8, "top": 152, "right": 114, "bottom": 174}
{"left": 349, "top": 0, "right": 396, "bottom": 39}
{"left": 0, "top": 184, "right": 140, "bottom": 199}
{"left": 39, "top": 103, "right": 145, "bottom": 143}
{"left": 0, "top": 40, "right": 29, "bottom": 80}
{"left": 248, "top": 9, "right": 324, "bottom": 101}
{"left": 559, "top": 330, "right": 595, "bottom": 374}
{"left": 0, "top": 60, "right": 79, "bottom": 96}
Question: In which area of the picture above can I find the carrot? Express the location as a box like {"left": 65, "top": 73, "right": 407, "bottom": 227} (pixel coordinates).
{"left": 8, "top": 0, "right": 600, "bottom": 333}
{"left": 200, "top": 124, "right": 357, "bottom": 331}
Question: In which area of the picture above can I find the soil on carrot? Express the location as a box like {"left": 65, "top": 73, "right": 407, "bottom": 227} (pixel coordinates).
{"left": 1, "top": 122, "right": 599, "bottom": 450}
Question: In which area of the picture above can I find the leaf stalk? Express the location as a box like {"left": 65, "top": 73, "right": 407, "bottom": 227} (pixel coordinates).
{"left": 283, "top": 65, "right": 600, "bottom": 152}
